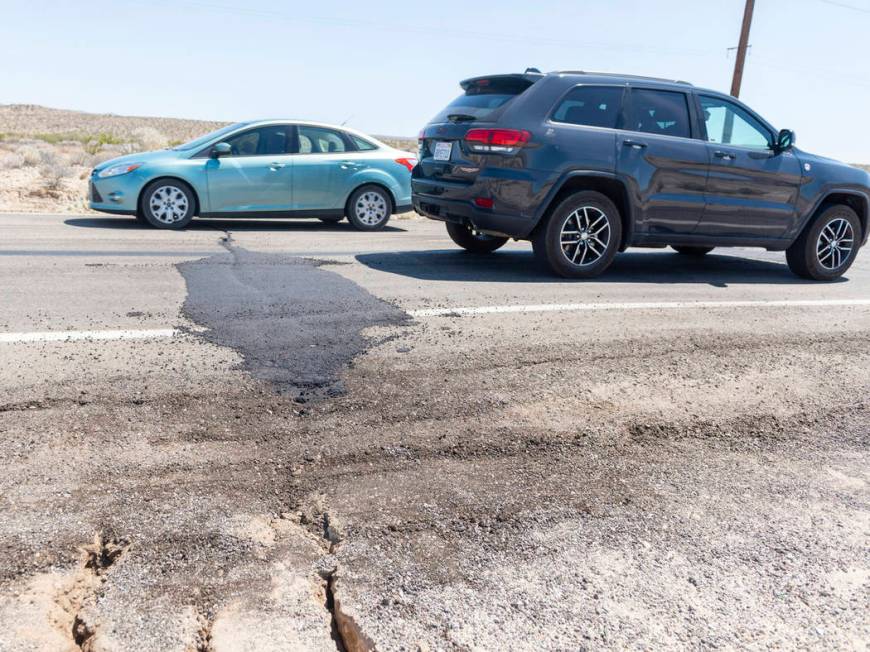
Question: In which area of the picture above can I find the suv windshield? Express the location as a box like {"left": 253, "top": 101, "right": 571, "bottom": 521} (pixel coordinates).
{"left": 430, "top": 77, "right": 536, "bottom": 123}
{"left": 172, "top": 122, "right": 251, "bottom": 151}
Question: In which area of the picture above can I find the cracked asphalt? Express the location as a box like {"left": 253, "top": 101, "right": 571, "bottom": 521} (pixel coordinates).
{"left": 0, "top": 213, "right": 868, "bottom": 651}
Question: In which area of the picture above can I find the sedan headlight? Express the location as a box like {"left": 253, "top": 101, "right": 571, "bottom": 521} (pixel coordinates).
{"left": 97, "top": 163, "right": 143, "bottom": 178}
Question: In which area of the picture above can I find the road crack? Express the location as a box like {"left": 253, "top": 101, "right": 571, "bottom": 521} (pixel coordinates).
{"left": 65, "top": 533, "right": 130, "bottom": 650}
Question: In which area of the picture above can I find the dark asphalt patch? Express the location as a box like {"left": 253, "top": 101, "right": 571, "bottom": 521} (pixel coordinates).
{"left": 178, "top": 244, "right": 408, "bottom": 400}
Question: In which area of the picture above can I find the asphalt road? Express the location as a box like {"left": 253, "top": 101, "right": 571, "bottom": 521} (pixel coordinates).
{"left": 0, "top": 213, "right": 868, "bottom": 651}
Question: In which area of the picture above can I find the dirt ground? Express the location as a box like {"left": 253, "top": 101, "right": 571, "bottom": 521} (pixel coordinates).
{"left": 0, "top": 215, "right": 867, "bottom": 650}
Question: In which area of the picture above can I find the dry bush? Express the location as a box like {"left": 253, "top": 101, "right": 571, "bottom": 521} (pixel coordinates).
{"left": 0, "top": 152, "right": 25, "bottom": 170}
{"left": 132, "top": 126, "right": 168, "bottom": 151}
{"left": 19, "top": 145, "right": 42, "bottom": 167}
{"left": 90, "top": 151, "right": 117, "bottom": 166}
{"left": 67, "top": 149, "right": 91, "bottom": 167}
{"left": 38, "top": 150, "right": 73, "bottom": 191}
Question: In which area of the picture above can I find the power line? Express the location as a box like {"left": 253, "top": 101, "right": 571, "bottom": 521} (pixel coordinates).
{"left": 126, "top": 0, "right": 715, "bottom": 58}
{"left": 816, "top": 0, "right": 870, "bottom": 13}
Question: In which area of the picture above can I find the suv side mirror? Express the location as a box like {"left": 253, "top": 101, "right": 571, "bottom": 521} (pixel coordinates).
{"left": 211, "top": 142, "right": 232, "bottom": 158}
{"left": 775, "top": 129, "right": 795, "bottom": 153}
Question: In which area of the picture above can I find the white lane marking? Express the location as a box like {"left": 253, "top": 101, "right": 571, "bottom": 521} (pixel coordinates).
{"left": 408, "top": 298, "right": 870, "bottom": 318}
{"left": 0, "top": 328, "right": 180, "bottom": 344}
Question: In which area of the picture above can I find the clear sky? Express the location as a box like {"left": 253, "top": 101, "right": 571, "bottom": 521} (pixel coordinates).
{"left": 2, "top": 0, "right": 868, "bottom": 161}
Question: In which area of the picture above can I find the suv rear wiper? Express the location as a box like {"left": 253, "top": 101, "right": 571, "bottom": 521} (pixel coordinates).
{"left": 447, "top": 113, "right": 477, "bottom": 122}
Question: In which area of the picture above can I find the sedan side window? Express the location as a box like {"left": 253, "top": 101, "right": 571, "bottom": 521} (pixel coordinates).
{"left": 626, "top": 89, "right": 691, "bottom": 139}
{"left": 699, "top": 95, "right": 771, "bottom": 149}
{"left": 297, "top": 126, "right": 350, "bottom": 154}
{"left": 224, "top": 126, "right": 291, "bottom": 157}
{"left": 551, "top": 86, "right": 623, "bottom": 129}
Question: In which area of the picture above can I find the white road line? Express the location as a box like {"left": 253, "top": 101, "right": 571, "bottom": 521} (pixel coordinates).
{"left": 0, "top": 328, "right": 180, "bottom": 344}
{"left": 408, "top": 298, "right": 870, "bottom": 318}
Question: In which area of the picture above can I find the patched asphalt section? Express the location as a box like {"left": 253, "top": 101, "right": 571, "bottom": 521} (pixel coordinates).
{"left": 178, "top": 241, "right": 408, "bottom": 400}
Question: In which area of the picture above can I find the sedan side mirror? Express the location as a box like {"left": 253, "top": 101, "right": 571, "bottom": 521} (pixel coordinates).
{"left": 211, "top": 142, "right": 232, "bottom": 158}
{"left": 775, "top": 129, "right": 795, "bottom": 153}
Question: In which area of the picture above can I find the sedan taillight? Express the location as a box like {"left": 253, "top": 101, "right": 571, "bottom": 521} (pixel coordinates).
{"left": 465, "top": 128, "right": 530, "bottom": 154}
{"left": 395, "top": 157, "right": 418, "bottom": 172}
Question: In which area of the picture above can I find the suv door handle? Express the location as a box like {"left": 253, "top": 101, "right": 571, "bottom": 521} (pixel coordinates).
{"left": 713, "top": 151, "right": 736, "bottom": 160}
{"left": 269, "top": 162, "right": 287, "bottom": 170}
{"left": 623, "top": 139, "right": 647, "bottom": 149}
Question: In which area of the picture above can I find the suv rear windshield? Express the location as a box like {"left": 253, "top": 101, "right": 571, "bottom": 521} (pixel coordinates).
{"left": 429, "top": 77, "right": 535, "bottom": 124}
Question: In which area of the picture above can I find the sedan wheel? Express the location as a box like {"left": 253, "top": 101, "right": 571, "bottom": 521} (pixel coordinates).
{"left": 347, "top": 185, "right": 391, "bottom": 231}
{"left": 141, "top": 181, "right": 195, "bottom": 229}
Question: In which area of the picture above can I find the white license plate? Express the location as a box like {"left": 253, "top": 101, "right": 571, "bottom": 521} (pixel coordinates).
{"left": 433, "top": 141, "right": 452, "bottom": 161}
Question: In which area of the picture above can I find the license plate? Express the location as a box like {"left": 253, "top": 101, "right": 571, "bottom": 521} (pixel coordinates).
{"left": 433, "top": 141, "right": 452, "bottom": 161}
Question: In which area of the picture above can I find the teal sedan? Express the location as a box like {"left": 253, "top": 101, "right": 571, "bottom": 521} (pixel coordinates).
{"left": 89, "top": 121, "right": 416, "bottom": 230}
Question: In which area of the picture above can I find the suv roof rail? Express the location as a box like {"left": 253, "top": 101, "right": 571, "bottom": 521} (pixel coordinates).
{"left": 555, "top": 71, "right": 693, "bottom": 86}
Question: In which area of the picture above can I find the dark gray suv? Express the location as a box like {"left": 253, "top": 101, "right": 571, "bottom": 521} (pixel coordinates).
{"left": 412, "top": 70, "right": 869, "bottom": 280}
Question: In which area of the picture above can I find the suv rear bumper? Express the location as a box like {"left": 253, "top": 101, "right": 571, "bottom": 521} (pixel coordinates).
{"left": 412, "top": 180, "right": 536, "bottom": 239}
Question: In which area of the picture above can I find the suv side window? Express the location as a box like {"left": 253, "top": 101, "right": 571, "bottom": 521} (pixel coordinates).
{"left": 551, "top": 86, "right": 623, "bottom": 129}
{"left": 626, "top": 89, "right": 691, "bottom": 139}
{"left": 224, "top": 125, "right": 291, "bottom": 157}
{"left": 699, "top": 95, "right": 771, "bottom": 149}
{"left": 297, "top": 126, "right": 351, "bottom": 154}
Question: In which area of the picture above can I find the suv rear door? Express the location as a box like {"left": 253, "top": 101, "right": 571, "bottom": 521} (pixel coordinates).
{"left": 616, "top": 86, "right": 709, "bottom": 236}
{"left": 695, "top": 94, "right": 802, "bottom": 240}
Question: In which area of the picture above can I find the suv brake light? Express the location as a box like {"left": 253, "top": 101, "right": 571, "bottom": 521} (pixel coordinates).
{"left": 465, "top": 128, "right": 530, "bottom": 154}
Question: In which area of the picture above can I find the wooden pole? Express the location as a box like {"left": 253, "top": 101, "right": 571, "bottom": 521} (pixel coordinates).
{"left": 730, "top": 0, "right": 756, "bottom": 98}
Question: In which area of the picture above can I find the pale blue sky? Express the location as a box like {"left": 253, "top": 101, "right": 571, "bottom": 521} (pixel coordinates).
{"left": 2, "top": 0, "right": 868, "bottom": 161}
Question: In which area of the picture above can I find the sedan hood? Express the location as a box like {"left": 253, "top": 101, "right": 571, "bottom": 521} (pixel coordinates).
{"left": 93, "top": 149, "right": 179, "bottom": 174}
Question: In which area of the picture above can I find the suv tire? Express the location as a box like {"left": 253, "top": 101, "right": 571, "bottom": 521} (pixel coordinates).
{"left": 786, "top": 204, "right": 862, "bottom": 281}
{"left": 672, "top": 245, "right": 714, "bottom": 256}
{"left": 446, "top": 222, "right": 508, "bottom": 253}
{"left": 533, "top": 191, "right": 622, "bottom": 278}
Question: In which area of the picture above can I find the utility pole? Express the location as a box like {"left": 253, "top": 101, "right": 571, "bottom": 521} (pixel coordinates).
{"left": 730, "top": 0, "right": 755, "bottom": 97}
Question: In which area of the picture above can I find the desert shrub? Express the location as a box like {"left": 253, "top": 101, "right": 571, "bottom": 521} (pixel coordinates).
{"left": 67, "top": 149, "right": 91, "bottom": 166}
{"left": 90, "top": 151, "right": 117, "bottom": 166}
{"left": 37, "top": 150, "right": 73, "bottom": 190}
{"left": 0, "top": 153, "right": 25, "bottom": 170}
{"left": 19, "top": 145, "right": 42, "bottom": 167}
{"left": 132, "top": 126, "right": 168, "bottom": 151}
{"left": 82, "top": 133, "right": 125, "bottom": 155}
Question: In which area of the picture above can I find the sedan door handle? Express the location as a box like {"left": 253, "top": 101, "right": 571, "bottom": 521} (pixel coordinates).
{"left": 623, "top": 139, "right": 647, "bottom": 149}
{"left": 713, "top": 151, "right": 736, "bottom": 160}
{"left": 339, "top": 161, "right": 364, "bottom": 170}
{"left": 269, "top": 162, "right": 287, "bottom": 170}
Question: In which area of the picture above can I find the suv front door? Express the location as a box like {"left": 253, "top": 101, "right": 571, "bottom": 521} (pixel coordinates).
{"left": 204, "top": 125, "right": 294, "bottom": 213}
{"left": 695, "top": 94, "right": 802, "bottom": 240}
{"left": 616, "top": 87, "right": 709, "bottom": 236}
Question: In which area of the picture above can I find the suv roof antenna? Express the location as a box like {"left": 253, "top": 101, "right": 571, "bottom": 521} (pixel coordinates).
{"left": 524, "top": 67, "right": 541, "bottom": 74}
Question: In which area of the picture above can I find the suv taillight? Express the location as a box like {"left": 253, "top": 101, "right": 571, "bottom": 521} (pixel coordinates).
{"left": 465, "top": 128, "right": 530, "bottom": 154}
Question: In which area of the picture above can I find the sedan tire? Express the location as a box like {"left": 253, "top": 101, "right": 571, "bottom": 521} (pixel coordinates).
{"left": 346, "top": 185, "right": 391, "bottom": 231}
{"left": 139, "top": 180, "right": 196, "bottom": 230}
